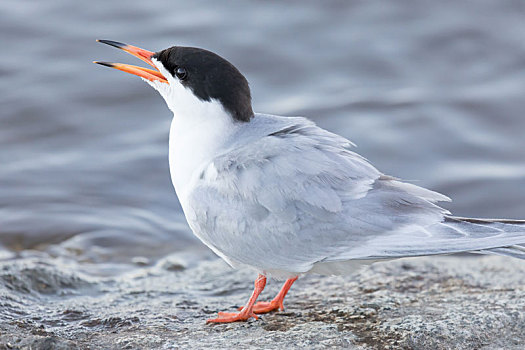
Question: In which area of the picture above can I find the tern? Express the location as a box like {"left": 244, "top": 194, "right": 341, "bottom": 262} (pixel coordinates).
{"left": 95, "top": 40, "right": 525, "bottom": 323}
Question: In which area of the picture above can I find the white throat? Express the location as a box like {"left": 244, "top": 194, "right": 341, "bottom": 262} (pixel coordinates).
{"left": 144, "top": 58, "right": 242, "bottom": 199}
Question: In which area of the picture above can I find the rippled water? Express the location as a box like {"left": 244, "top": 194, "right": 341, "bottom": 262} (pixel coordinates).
{"left": 1, "top": 0, "right": 525, "bottom": 342}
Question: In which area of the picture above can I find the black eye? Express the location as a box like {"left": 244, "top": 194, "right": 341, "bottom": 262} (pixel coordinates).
{"left": 175, "top": 67, "right": 187, "bottom": 80}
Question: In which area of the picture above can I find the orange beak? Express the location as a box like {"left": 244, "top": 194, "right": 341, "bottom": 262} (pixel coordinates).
{"left": 94, "top": 40, "right": 168, "bottom": 84}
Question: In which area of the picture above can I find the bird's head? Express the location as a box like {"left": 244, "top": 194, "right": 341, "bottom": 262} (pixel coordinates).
{"left": 95, "top": 40, "right": 253, "bottom": 122}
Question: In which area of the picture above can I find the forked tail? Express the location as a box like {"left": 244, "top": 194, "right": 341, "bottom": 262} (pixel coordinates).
{"left": 446, "top": 216, "right": 525, "bottom": 259}
{"left": 347, "top": 216, "right": 525, "bottom": 260}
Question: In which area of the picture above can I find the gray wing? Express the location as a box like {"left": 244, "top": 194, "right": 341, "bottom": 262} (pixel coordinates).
{"left": 185, "top": 116, "right": 525, "bottom": 274}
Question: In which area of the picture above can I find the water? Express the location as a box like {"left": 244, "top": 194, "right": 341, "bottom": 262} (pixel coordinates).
{"left": 1, "top": 0, "right": 525, "bottom": 344}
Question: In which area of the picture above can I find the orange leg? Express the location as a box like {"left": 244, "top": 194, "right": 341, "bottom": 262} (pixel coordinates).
{"left": 244, "top": 276, "right": 298, "bottom": 314}
{"left": 207, "top": 274, "right": 267, "bottom": 323}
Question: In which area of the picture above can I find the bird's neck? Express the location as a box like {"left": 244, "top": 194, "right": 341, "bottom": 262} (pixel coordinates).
{"left": 168, "top": 100, "right": 241, "bottom": 198}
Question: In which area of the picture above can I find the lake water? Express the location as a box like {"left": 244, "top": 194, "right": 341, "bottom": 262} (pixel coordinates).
{"left": 1, "top": 0, "right": 524, "bottom": 338}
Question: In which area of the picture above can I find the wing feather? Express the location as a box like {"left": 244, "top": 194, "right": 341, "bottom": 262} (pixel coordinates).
{"left": 184, "top": 115, "right": 525, "bottom": 275}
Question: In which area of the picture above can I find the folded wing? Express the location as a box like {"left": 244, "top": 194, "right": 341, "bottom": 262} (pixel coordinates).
{"left": 185, "top": 115, "right": 525, "bottom": 275}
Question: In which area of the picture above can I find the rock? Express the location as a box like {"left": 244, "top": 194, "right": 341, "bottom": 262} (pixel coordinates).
{"left": 0, "top": 255, "right": 524, "bottom": 349}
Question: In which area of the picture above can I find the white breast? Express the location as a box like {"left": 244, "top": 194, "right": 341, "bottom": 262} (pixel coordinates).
{"left": 168, "top": 99, "right": 240, "bottom": 204}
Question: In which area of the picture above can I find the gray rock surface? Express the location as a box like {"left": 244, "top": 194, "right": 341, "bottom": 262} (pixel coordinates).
{"left": 1, "top": 254, "right": 524, "bottom": 349}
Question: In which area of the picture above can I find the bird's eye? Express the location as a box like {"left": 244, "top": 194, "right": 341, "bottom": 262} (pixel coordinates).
{"left": 175, "top": 67, "right": 187, "bottom": 80}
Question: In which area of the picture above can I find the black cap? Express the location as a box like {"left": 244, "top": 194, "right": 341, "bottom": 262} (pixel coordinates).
{"left": 153, "top": 47, "right": 254, "bottom": 122}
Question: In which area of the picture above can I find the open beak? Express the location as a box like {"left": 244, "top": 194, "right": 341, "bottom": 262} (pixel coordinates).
{"left": 94, "top": 40, "right": 168, "bottom": 84}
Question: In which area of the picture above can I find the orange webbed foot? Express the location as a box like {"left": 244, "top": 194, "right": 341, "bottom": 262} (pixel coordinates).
{"left": 238, "top": 299, "right": 283, "bottom": 314}
{"left": 206, "top": 309, "right": 259, "bottom": 323}
{"left": 252, "top": 299, "right": 283, "bottom": 314}
{"left": 207, "top": 274, "right": 267, "bottom": 324}
{"left": 239, "top": 276, "right": 297, "bottom": 314}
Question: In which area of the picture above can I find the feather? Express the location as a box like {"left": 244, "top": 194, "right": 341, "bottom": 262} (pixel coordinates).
{"left": 181, "top": 114, "right": 525, "bottom": 276}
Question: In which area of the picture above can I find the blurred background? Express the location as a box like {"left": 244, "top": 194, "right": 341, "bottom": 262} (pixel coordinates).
{"left": 1, "top": 0, "right": 525, "bottom": 278}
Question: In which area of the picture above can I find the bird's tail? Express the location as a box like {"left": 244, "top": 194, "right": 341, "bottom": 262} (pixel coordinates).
{"left": 445, "top": 216, "right": 525, "bottom": 259}
{"left": 476, "top": 245, "right": 525, "bottom": 259}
